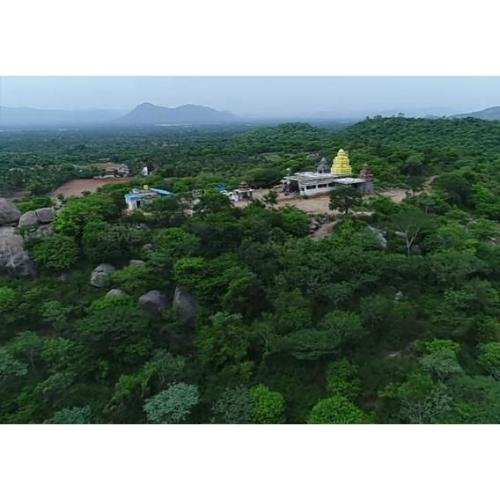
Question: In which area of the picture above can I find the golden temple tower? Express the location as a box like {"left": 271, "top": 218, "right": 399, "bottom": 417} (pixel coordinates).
{"left": 331, "top": 149, "right": 352, "bottom": 177}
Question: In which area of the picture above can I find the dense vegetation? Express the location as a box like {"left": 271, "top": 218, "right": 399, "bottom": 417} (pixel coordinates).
{"left": 1, "top": 117, "right": 499, "bottom": 423}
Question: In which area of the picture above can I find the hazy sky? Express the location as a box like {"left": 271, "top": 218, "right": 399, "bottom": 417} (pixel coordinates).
{"left": 1, "top": 76, "right": 500, "bottom": 117}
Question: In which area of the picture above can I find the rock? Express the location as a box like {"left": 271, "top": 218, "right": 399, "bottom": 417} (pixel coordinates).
{"left": 0, "top": 226, "right": 36, "bottom": 277}
{"left": 90, "top": 263, "right": 115, "bottom": 288}
{"left": 173, "top": 286, "right": 199, "bottom": 325}
{"left": 18, "top": 207, "right": 55, "bottom": 228}
{"left": 0, "top": 198, "right": 21, "bottom": 226}
{"left": 129, "top": 259, "right": 145, "bottom": 266}
{"left": 35, "top": 207, "right": 55, "bottom": 224}
{"left": 18, "top": 210, "right": 39, "bottom": 227}
{"left": 139, "top": 290, "right": 168, "bottom": 314}
{"left": 106, "top": 288, "right": 127, "bottom": 298}
{"left": 141, "top": 243, "right": 153, "bottom": 254}
{"left": 309, "top": 219, "right": 320, "bottom": 233}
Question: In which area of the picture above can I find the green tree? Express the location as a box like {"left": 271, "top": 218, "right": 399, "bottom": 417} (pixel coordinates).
{"left": 155, "top": 227, "right": 200, "bottom": 259}
{"left": 326, "top": 359, "right": 361, "bottom": 400}
{"left": 76, "top": 295, "right": 152, "bottom": 367}
{"left": 212, "top": 386, "right": 254, "bottom": 423}
{"left": 389, "top": 206, "right": 433, "bottom": 256}
{"left": 478, "top": 343, "right": 500, "bottom": 379}
{"left": 0, "top": 349, "right": 28, "bottom": 383}
{"left": 420, "top": 339, "right": 463, "bottom": 381}
{"left": 329, "top": 186, "right": 363, "bottom": 215}
{"left": 82, "top": 221, "right": 147, "bottom": 264}
{"left": 54, "top": 194, "right": 120, "bottom": 238}
{"left": 262, "top": 190, "right": 278, "bottom": 206}
{"left": 31, "top": 234, "right": 79, "bottom": 271}
{"left": 307, "top": 395, "right": 370, "bottom": 424}
{"left": 197, "top": 312, "right": 250, "bottom": 370}
{"left": 45, "top": 406, "right": 93, "bottom": 424}
{"left": 250, "top": 385, "right": 286, "bottom": 424}
{"left": 144, "top": 383, "right": 199, "bottom": 423}
{"left": 41, "top": 300, "right": 73, "bottom": 332}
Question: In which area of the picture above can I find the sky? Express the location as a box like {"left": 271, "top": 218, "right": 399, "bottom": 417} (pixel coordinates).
{"left": 1, "top": 76, "right": 500, "bottom": 118}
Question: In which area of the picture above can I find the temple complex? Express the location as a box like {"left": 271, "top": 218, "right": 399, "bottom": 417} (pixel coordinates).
{"left": 282, "top": 149, "right": 374, "bottom": 197}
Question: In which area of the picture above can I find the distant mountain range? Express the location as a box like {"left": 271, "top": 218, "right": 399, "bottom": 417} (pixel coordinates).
{"left": 117, "top": 103, "right": 237, "bottom": 125}
{"left": 452, "top": 106, "right": 500, "bottom": 120}
{"left": 0, "top": 107, "right": 123, "bottom": 127}
{"left": 0, "top": 103, "right": 237, "bottom": 128}
{"left": 3, "top": 102, "right": 500, "bottom": 128}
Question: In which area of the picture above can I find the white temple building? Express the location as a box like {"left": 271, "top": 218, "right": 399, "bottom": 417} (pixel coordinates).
{"left": 282, "top": 149, "right": 374, "bottom": 198}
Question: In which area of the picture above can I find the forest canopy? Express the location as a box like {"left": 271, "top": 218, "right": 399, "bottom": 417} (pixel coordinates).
{"left": 0, "top": 117, "right": 499, "bottom": 424}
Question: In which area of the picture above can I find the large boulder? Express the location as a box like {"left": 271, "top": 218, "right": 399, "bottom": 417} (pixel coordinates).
{"left": 18, "top": 210, "right": 39, "bottom": 227}
{"left": 173, "top": 286, "right": 199, "bottom": 325}
{"left": 139, "top": 290, "right": 168, "bottom": 314}
{"left": 106, "top": 288, "right": 127, "bottom": 298}
{"left": 90, "top": 263, "right": 115, "bottom": 288}
{"left": 18, "top": 206, "right": 55, "bottom": 227}
{"left": 35, "top": 207, "right": 55, "bottom": 224}
{"left": 0, "top": 198, "right": 21, "bottom": 226}
{"left": 0, "top": 226, "right": 36, "bottom": 277}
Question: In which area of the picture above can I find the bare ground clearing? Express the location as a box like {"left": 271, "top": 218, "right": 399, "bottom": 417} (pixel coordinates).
{"left": 52, "top": 177, "right": 133, "bottom": 198}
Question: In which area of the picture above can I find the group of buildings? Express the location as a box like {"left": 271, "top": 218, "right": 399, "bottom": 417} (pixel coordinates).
{"left": 124, "top": 148, "right": 373, "bottom": 210}
{"left": 282, "top": 149, "right": 374, "bottom": 197}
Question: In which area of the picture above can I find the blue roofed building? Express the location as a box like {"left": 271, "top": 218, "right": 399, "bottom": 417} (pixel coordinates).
{"left": 124, "top": 186, "right": 172, "bottom": 210}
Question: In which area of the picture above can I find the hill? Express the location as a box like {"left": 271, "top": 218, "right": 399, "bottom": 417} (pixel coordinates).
{"left": 117, "top": 102, "right": 237, "bottom": 125}
{"left": 0, "top": 106, "right": 123, "bottom": 127}
{"left": 453, "top": 106, "right": 500, "bottom": 120}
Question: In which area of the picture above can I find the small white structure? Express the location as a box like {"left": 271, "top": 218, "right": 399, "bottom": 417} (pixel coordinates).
{"left": 231, "top": 181, "right": 254, "bottom": 202}
{"left": 141, "top": 166, "right": 149, "bottom": 176}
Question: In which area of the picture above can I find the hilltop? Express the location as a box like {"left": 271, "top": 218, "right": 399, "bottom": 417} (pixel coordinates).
{"left": 0, "top": 106, "right": 123, "bottom": 127}
{"left": 117, "top": 102, "right": 237, "bottom": 125}
{"left": 453, "top": 105, "right": 500, "bottom": 120}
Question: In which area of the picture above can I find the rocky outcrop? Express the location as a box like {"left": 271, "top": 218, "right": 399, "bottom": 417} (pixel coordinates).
{"left": 173, "top": 286, "right": 199, "bottom": 325}
{"left": 0, "top": 198, "right": 21, "bottom": 226}
{"left": 18, "top": 207, "right": 55, "bottom": 227}
{"left": 90, "top": 263, "right": 115, "bottom": 288}
{"left": 106, "top": 288, "right": 127, "bottom": 298}
{"left": 0, "top": 226, "right": 36, "bottom": 277}
{"left": 139, "top": 290, "right": 168, "bottom": 314}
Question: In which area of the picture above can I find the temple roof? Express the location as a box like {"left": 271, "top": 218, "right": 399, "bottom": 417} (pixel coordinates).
{"left": 331, "top": 149, "right": 352, "bottom": 177}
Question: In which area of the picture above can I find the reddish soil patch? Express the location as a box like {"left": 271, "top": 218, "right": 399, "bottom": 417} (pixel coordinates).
{"left": 53, "top": 177, "right": 133, "bottom": 198}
